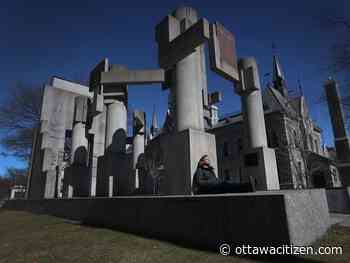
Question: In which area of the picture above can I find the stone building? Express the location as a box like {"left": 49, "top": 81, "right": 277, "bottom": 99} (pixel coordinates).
{"left": 209, "top": 55, "right": 342, "bottom": 189}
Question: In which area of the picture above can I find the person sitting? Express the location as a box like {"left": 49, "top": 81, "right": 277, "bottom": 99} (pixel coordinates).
{"left": 192, "top": 155, "right": 256, "bottom": 195}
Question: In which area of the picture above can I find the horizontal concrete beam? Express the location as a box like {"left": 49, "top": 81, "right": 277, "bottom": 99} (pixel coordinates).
{"left": 159, "top": 18, "right": 210, "bottom": 69}
{"left": 100, "top": 69, "right": 165, "bottom": 85}
{"left": 51, "top": 77, "right": 93, "bottom": 98}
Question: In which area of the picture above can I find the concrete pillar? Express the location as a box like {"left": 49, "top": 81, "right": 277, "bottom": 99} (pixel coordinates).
{"left": 324, "top": 79, "right": 350, "bottom": 162}
{"left": 71, "top": 122, "right": 88, "bottom": 164}
{"left": 89, "top": 107, "right": 106, "bottom": 197}
{"left": 10, "top": 188, "right": 15, "bottom": 199}
{"left": 132, "top": 110, "right": 145, "bottom": 190}
{"left": 67, "top": 184, "right": 74, "bottom": 198}
{"left": 236, "top": 57, "right": 279, "bottom": 190}
{"left": 103, "top": 100, "right": 128, "bottom": 196}
{"left": 324, "top": 78, "right": 350, "bottom": 186}
{"left": 67, "top": 122, "right": 89, "bottom": 198}
{"left": 173, "top": 7, "right": 204, "bottom": 132}
{"left": 237, "top": 57, "right": 268, "bottom": 149}
{"left": 105, "top": 101, "right": 127, "bottom": 153}
{"left": 133, "top": 134, "right": 145, "bottom": 189}
{"left": 196, "top": 44, "right": 207, "bottom": 130}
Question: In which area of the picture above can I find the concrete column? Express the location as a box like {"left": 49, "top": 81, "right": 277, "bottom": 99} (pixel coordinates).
{"left": 71, "top": 122, "right": 88, "bottom": 164}
{"left": 173, "top": 7, "right": 204, "bottom": 132}
{"left": 68, "top": 122, "right": 89, "bottom": 198}
{"left": 196, "top": 44, "right": 207, "bottom": 130}
{"left": 89, "top": 107, "right": 106, "bottom": 197}
{"left": 324, "top": 78, "right": 350, "bottom": 162}
{"left": 236, "top": 57, "right": 279, "bottom": 190}
{"left": 132, "top": 110, "right": 145, "bottom": 190}
{"left": 10, "top": 188, "right": 15, "bottom": 199}
{"left": 133, "top": 134, "right": 145, "bottom": 188}
{"left": 237, "top": 57, "right": 268, "bottom": 149}
{"left": 105, "top": 101, "right": 127, "bottom": 153}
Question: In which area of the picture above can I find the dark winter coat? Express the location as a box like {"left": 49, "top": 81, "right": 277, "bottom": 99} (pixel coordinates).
{"left": 192, "top": 165, "right": 220, "bottom": 194}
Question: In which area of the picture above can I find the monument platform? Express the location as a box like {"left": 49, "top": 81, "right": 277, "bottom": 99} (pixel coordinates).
{"left": 3, "top": 189, "right": 330, "bottom": 249}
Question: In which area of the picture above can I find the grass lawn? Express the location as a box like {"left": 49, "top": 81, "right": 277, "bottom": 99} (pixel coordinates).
{"left": 0, "top": 209, "right": 349, "bottom": 263}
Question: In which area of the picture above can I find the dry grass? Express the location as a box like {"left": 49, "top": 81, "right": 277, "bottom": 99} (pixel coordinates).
{"left": 0, "top": 210, "right": 349, "bottom": 263}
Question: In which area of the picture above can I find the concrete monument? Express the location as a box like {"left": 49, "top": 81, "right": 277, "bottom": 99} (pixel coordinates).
{"left": 27, "top": 77, "right": 92, "bottom": 199}
{"left": 155, "top": 6, "right": 219, "bottom": 194}
{"left": 235, "top": 58, "right": 280, "bottom": 190}
{"left": 15, "top": 5, "right": 333, "bottom": 251}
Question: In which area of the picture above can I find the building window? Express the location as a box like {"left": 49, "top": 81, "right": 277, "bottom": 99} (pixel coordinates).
{"left": 223, "top": 141, "right": 230, "bottom": 157}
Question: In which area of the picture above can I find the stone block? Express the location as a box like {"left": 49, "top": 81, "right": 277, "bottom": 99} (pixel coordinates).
{"left": 243, "top": 147, "right": 280, "bottom": 190}
{"left": 74, "top": 96, "right": 88, "bottom": 123}
{"left": 41, "top": 148, "right": 58, "bottom": 172}
{"left": 209, "top": 22, "right": 239, "bottom": 82}
{"left": 51, "top": 77, "right": 92, "bottom": 98}
{"left": 161, "top": 128, "right": 217, "bottom": 194}
{"left": 89, "top": 58, "right": 109, "bottom": 92}
{"left": 44, "top": 169, "right": 57, "bottom": 199}
{"left": 155, "top": 15, "right": 180, "bottom": 44}
{"left": 41, "top": 85, "right": 74, "bottom": 143}
{"left": 326, "top": 187, "right": 350, "bottom": 214}
{"left": 92, "top": 93, "right": 104, "bottom": 115}
{"left": 89, "top": 156, "right": 98, "bottom": 197}
{"left": 158, "top": 18, "right": 210, "bottom": 69}
{"left": 101, "top": 69, "right": 165, "bottom": 85}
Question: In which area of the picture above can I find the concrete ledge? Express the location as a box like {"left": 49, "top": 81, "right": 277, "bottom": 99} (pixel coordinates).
{"left": 3, "top": 189, "right": 330, "bottom": 249}
{"left": 326, "top": 187, "right": 350, "bottom": 214}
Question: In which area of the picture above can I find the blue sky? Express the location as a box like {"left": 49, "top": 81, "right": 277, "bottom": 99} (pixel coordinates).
{"left": 0, "top": 0, "right": 348, "bottom": 175}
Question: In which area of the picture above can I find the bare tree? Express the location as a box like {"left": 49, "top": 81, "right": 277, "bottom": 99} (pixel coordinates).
{"left": 0, "top": 74, "right": 89, "bottom": 165}
{"left": 0, "top": 83, "right": 42, "bottom": 163}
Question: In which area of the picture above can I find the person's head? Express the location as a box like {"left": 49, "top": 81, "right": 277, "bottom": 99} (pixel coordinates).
{"left": 199, "top": 155, "right": 210, "bottom": 167}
